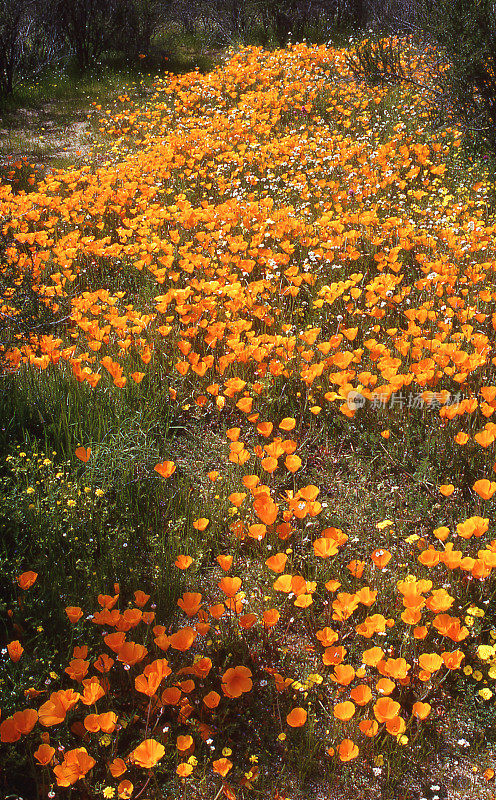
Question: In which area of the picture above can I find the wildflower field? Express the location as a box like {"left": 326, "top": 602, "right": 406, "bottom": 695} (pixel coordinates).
{"left": 3, "top": 40, "right": 496, "bottom": 800}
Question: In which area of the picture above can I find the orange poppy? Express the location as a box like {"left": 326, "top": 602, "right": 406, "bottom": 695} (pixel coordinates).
{"left": 358, "top": 719, "right": 378, "bottom": 737}
{"left": 315, "top": 627, "right": 338, "bottom": 647}
{"left": 333, "top": 701, "right": 355, "bottom": 721}
{"left": 473, "top": 479, "right": 496, "bottom": 500}
{"left": 154, "top": 460, "right": 176, "bottom": 478}
{"left": 222, "top": 666, "right": 253, "bottom": 697}
{"left": 313, "top": 538, "right": 338, "bottom": 558}
{"left": 218, "top": 576, "right": 242, "bottom": 596}
{"left": 177, "top": 592, "right": 202, "bottom": 617}
{"left": 263, "top": 608, "right": 280, "bottom": 627}
{"left": 134, "top": 590, "right": 150, "bottom": 607}
{"left": 203, "top": 691, "right": 221, "bottom": 708}
{"left": 350, "top": 684, "right": 372, "bottom": 706}
{"left": 117, "top": 642, "right": 147, "bottom": 666}
{"left": 75, "top": 447, "right": 91, "bottom": 463}
{"left": 216, "top": 555, "right": 233, "bottom": 571}
{"left": 0, "top": 718, "right": 21, "bottom": 743}
{"left": 175, "top": 554, "right": 193, "bottom": 569}
{"left": 130, "top": 738, "right": 165, "bottom": 768}
{"left": 169, "top": 627, "right": 197, "bottom": 651}
{"left": 12, "top": 709, "right": 38, "bottom": 734}
{"left": 177, "top": 734, "right": 194, "bottom": 752}
{"left": 331, "top": 664, "right": 355, "bottom": 685}
{"left": 441, "top": 650, "right": 464, "bottom": 669}
{"left": 253, "top": 494, "right": 278, "bottom": 525}
{"left": 65, "top": 606, "right": 83, "bottom": 623}
{"left": 370, "top": 548, "right": 392, "bottom": 568}
{"left": 7, "top": 640, "right": 24, "bottom": 662}
{"left": 162, "top": 687, "right": 181, "bottom": 705}
{"left": 286, "top": 707, "right": 307, "bottom": 727}
{"left": 285, "top": 454, "right": 302, "bottom": 472}
{"left": 17, "top": 571, "right": 38, "bottom": 590}
{"left": 412, "top": 702, "right": 431, "bottom": 719}
{"left": 239, "top": 612, "right": 258, "bottom": 629}
{"left": 337, "top": 739, "right": 359, "bottom": 762}
{"left": 213, "top": 758, "right": 233, "bottom": 776}
{"left": 265, "top": 553, "right": 288, "bottom": 572}
{"left": 109, "top": 758, "right": 127, "bottom": 778}
{"left": 118, "top": 780, "right": 134, "bottom": 799}
{"left": 373, "top": 697, "right": 400, "bottom": 723}
{"left": 33, "top": 743, "right": 55, "bottom": 765}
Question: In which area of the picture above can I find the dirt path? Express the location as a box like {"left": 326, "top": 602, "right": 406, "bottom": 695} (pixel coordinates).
{"left": 0, "top": 101, "right": 95, "bottom": 173}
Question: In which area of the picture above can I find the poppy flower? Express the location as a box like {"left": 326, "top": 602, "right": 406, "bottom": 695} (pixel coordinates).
{"left": 337, "top": 739, "right": 359, "bottom": 761}
{"left": 370, "top": 548, "right": 392, "bottom": 568}
{"left": 248, "top": 523, "right": 267, "bottom": 540}
{"left": 162, "top": 687, "right": 181, "bottom": 705}
{"left": 177, "top": 763, "right": 193, "bottom": 777}
{"left": 376, "top": 677, "right": 395, "bottom": 695}
{"left": 118, "top": 780, "right": 134, "bottom": 798}
{"left": 213, "top": 758, "right": 233, "bottom": 776}
{"left": 17, "top": 571, "right": 38, "bottom": 590}
{"left": 239, "top": 612, "right": 258, "bottom": 629}
{"left": 53, "top": 747, "right": 96, "bottom": 786}
{"left": 222, "top": 666, "right": 253, "bottom": 697}
{"left": 109, "top": 758, "right": 127, "bottom": 778}
{"left": 117, "top": 642, "right": 147, "bottom": 665}
{"left": 65, "top": 606, "right": 83, "bottom": 623}
{"left": 279, "top": 417, "right": 296, "bottom": 431}
{"left": 350, "top": 684, "right": 372, "bottom": 706}
{"left": 154, "top": 460, "right": 176, "bottom": 478}
{"left": 412, "top": 702, "right": 431, "bottom": 719}
{"left": 286, "top": 707, "right": 307, "bottom": 727}
{"left": 359, "top": 719, "right": 378, "bottom": 737}
{"left": 175, "top": 555, "right": 193, "bottom": 569}
{"left": 12, "top": 708, "right": 37, "bottom": 735}
{"left": 0, "top": 718, "right": 21, "bottom": 743}
{"left": 134, "top": 590, "right": 151, "bottom": 607}
{"left": 253, "top": 494, "right": 278, "bottom": 525}
{"left": 257, "top": 421, "right": 273, "bottom": 436}
{"left": 203, "top": 691, "right": 221, "bottom": 708}
{"left": 285, "top": 454, "right": 302, "bottom": 472}
{"left": 169, "top": 627, "right": 197, "bottom": 651}
{"left": 177, "top": 734, "right": 194, "bottom": 752}
{"left": 333, "top": 701, "right": 355, "bottom": 720}
{"left": 263, "top": 608, "right": 280, "bottom": 627}
{"left": 218, "top": 576, "right": 242, "bottom": 596}
{"left": 75, "top": 447, "right": 91, "bottom": 463}
{"left": 373, "top": 697, "right": 401, "bottom": 723}
{"left": 331, "top": 664, "right": 355, "bottom": 685}
{"left": 177, "top": 592, "right": 202, "bottom": 617}
{"left": 193, "top": 518, "right": 209, "bottom": 530}
{"left": 439, "top": 484, "right": 455, "bottom": 496}
{"left": 265, "top": 553, "right": 287, "bottom": 572}
{"left": 473, "top": 479, "right": 496, "bottom": 500}
{"left": 209, "top": 603, "right": 226, "bottom": 619}
{"left": 7, "top": 640, "right": 24, "bottom": 662}
{"left": 216, "top": 555, "right": 233, "bottom": 571}
{"left": 362, "top": 647, "right": 384, "bottom": 667}
{"left": 131, "top": 738, "right": 165, "bottom": 768}
{"left": 441, "top": 649, "right": 464, "bottom": 669}
{"left": 313, "top": 538, "right": 338, "bottom": 558}
{"left": 385, "top": 715, "right": 406, "bottom": 735}
{"left": 33, "top": 743, "right": 55, "bottom": 765}
{"left": 228, "top": 492, "right": 246, "bottom": 507}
